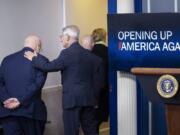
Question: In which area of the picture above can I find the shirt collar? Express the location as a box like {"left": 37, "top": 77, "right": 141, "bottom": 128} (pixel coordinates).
{"left": 95, "top": 41, "right": 106, "bottom": 45}
{"left": 22, "top": 47, "right": 34, "bottom": 52}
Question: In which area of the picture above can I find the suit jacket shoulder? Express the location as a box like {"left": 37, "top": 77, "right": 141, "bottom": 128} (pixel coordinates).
{"left": 1, "top": 51, "right": 17, "bottom": 63}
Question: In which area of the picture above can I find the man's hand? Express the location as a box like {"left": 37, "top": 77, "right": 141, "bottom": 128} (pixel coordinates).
{"left": 24, "top": 51, "right": 37, "bottom": 61}
{"left": 3, "top": 98, "right": 20, "bottom": 109}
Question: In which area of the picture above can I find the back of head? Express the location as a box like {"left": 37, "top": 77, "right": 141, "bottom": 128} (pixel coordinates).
{"left": 62, "top": 25, "right": 80, "bottom": 41}
{"left": 92, "top": 28, "right": 107, "bottom": 43}
{"left": 24, "top": 35, "right": 41, "bottom": 52}
{"left": 81, "top": 35, "right": 94, "bottom": 51}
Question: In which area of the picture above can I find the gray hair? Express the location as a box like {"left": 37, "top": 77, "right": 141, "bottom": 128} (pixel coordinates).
{"left": 62, "top": 25, "right": 80, "bottom": 40}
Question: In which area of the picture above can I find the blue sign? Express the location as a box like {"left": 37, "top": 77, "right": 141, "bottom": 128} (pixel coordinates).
{"left": 108, "top": 13, "right": 180, "bottom": 72}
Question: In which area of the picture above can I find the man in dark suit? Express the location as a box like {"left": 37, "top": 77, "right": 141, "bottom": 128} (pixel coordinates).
{"left": 0, "top": 35, "right": 48, "bottom": 135}
{"left": 24, "top": 25, "right": 104, "bottom": 135}
{"left": 92, "top": 28, "right": 109, "bottom": 128}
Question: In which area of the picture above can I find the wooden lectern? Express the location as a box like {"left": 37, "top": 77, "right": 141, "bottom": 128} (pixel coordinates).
{"left": 131, "top": 68, "right": 180, "bottom": 135}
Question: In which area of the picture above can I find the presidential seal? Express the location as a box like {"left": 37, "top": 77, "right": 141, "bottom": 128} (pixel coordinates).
{"left": 157, "top": 75, "right": 179, "bottom": 98}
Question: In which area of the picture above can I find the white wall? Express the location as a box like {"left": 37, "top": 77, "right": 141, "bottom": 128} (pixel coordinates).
{"left": 0, "top": 0, "right": 63, "bottom": 87}
{"left": 0, "top": 0, "right": 107, "bottom": 87}
{"left": 65, "top": 0, "right": 107, "bottom": 40}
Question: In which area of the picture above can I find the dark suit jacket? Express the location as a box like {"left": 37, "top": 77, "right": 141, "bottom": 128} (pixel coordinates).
{"left": 0, "top": 47, "right": 47, "bottom": 121}
{"left": 32, "top": 42, "right": 104, "bottom": 109}
{"left": 92, "top": 43, "right": 108, "bottom": 86}
{"left": 92, "top": 43, "right": 109, "bottom": 122}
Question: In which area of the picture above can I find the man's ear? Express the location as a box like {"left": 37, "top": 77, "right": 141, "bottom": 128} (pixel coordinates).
{"left": 65, "top": 35, "right": 70, "bottom": 41}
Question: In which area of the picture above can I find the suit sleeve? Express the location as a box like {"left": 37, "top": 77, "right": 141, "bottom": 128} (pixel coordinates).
{"left": 0, "top": 65, "right": 10, "bottom": 102}
{"left": 32, "top": 50, "right": 67, "bottom": 72}
{"left": 18, "top": 61, "right": 47, "bottom": 105}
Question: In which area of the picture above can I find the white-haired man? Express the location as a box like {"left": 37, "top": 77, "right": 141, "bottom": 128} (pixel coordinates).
{"left": 25, "top": 25, "right": 104, "bottom": 135}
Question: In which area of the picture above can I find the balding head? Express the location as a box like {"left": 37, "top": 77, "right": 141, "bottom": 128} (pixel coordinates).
{"left": 24, "top": 35, "right": 41, "bottom": 52}
{"left": 81, "top": 35, "right": 94, "bottom": 51}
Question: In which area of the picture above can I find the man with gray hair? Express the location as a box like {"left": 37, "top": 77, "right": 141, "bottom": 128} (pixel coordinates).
{"left": 25, "top": 25, "right": 104, "bottom": 135}
{"left": 0, "top": 35, "right": 48, "bottom": 135}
